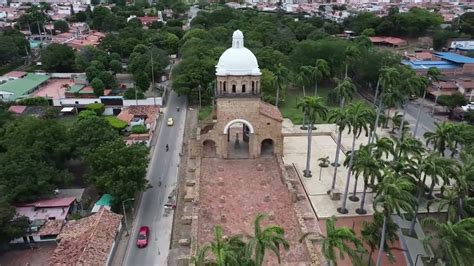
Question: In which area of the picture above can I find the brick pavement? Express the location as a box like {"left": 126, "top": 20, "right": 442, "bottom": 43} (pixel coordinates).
{"left": 198, "top": 157, "right": 311, "bottom": 265}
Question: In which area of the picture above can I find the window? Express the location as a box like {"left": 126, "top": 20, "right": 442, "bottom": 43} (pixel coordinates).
{"left": 232, "top": 84, "right": 236, "bottom": 93}
{"left": 242, "top": 84, "right": 246, "bottom": 93}
{"left": 252, "top": 81, "right": 255, "bottom": 93}
{"left": 223, "top": 82, "right": 226, "bottom": 92}
{"left": 75, "top": 101, "right": 79, "bottom": 104}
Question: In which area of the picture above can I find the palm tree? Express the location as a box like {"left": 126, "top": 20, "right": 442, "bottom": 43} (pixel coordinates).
{"left": 300, "top": 216, "right": 364, "bottom": 266}
{"left": 306, "top": 59, "right": 330, "bottom": 96}
{"left": 344, "top": 46, "right": 361, "bottom": 79}
{"left": 350, "top": 144, "right": 383, "bottom": 215}
{"left": 452, "top": 153, "right": 474, "bottom": 221}
{"left": 295, "top": 67, "right": 310, "bottom": 97}
{"left": 438, "top": 189, "right": 463, "bottom": 223}
{"left": 338, "top": 102, "right": 374, "bottom": 213}
{"left": 245, "top": 213, "right": 290, "bottom": 266}
{"left": 195, "top": 225, "right": 246, "bottom": 266}
{"left": 274, "top": 63, "right": 288, "bottom": 108}
{"left": 330, "top": 77, "right": 356, "bottom": 171}
{"left": 297, "top": 96, "right": 328, "bottom": 177}
{"left": 413, "top": 68, "right": 439, "bottom": 137}
{"left": 371, "top": 67, "right": 400, "bottom": 141}
{"left": 361, "top": 213, "right": 399, "bottom": 266}
{"left": 373, "top": 170, "right": 416, "bottom": 266}
{"left": 381, "top": 86, "right": 404, "bottom": 128}
{"left": 328, "top": 107, "right": 352, "bottom": 192}
{"left": 424, "top": 122, "right": 457, "bottom": 156}
{"left": 421, "top": 217, "right": 474, "bottom": 266}
{"left": 318, "top": 156, "right": 330, "bottom": 181}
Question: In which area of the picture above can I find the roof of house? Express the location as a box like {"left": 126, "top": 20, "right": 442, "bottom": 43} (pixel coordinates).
{"left": 16, "top": 205, "right": 71, "bottom": 221}
{"left": 66, "top": 84, "right": 85, "bottom": 93}
{"left": 49, "top": 208, "right": 122, "bottom": 265}
{"left": 259, "top": 102, "right": 283, "bottom": 122}
{"left": 434, "top": 52, "right": 474, "bottom": 64}
{"left": 19, "top": 197, "right": 76, "bottom": 208}
{"left": 8, "top": 105, "right": 27, "bottom": 114}
{"left": 37, "top": 219, "right": 65, "bottom": 236}
{"left": 402, "top": 60, "right": 459, "bottom": 70}
{"left": 94, "top": 194, "right": 112, "bottom": 207}
{"left": 458, "top": 80, "right": 474, "bottom": 89}
{"left": 433, "top": 81, "right": 458, "bottom": 89}
{"left": 4, "top": 71, "right": 27, "bottom": 78}
{"left": 369, "top": 36, "right": 406, "bottom": 46}
{"left": 55, "top": 189, "right": 85, "bottom": 202}
{"left": 117, "top": 105, "right": 160, "bottom": 124}
{"left": 0, "top": 73, "right": 50, "bottom": 100}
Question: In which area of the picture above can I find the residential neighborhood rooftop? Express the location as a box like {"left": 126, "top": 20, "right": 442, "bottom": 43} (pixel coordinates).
{"left": 0, "top": 73, "right": 50, "bottom": 100}
{"left": 49, "top": 208, "right": 122, "bottom": 265}
{"left": 433, "top": 52, "right": 474, "bottom": 64}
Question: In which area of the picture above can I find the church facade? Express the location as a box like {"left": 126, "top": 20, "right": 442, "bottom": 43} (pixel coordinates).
{"left": 196, "top": 30, "right": 283, "bottom": 159}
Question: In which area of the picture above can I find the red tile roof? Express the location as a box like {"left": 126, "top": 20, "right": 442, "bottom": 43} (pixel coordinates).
{"left": 18, "top": 197, "right": 76, "bottom": 208}
{"left": 117, "top": 105, "right": 160, "bottom": 124}
{"left": 38, "top": 219, "right": 65, "bottom": 236}
{"left": 49, "top": 208, "right": 122, "bottom": 265}
{"left": 4, "top": 71, "right": 27, "bottom": 78}
{"left": 369, "top": 36, "right": 407, "bottom": 46}
{"left": 8, "top": 105, "right": 27, "bottom": 114}
{"left": 259, "top": 102, "right": 283, "bottom": 121}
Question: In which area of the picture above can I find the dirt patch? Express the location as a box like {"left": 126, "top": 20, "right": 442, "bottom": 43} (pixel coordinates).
{"left": 198, "top": 157, "right": 310, "bottom": 264}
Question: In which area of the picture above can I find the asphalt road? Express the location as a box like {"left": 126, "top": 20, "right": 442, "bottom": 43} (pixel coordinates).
{"left": 123, "top": 91, "right": 187, "bottom": 266}
{"left": 403, "top": 101, "right": 437, "bottom": 139}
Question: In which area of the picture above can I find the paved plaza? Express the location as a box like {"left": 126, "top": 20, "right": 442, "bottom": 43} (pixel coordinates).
{"left": 198, "top": 157, "right": 312, "bottom": 265}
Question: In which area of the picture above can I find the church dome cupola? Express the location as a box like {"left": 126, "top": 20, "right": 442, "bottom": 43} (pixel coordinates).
{"left": 216, "top": 30, "right": 261, "bottom": 76}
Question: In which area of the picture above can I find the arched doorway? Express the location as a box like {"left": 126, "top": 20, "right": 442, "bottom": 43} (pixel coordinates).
{"left": 223, "top": 119, "right": 254, "bottom": 159}
{"left": 261, "top": 139, "right": 274, "bottom": 156}
{"left": 202, "top": 140, "right": 216, "bottom": 157}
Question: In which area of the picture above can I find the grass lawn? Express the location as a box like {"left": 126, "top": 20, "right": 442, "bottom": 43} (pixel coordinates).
{"left": 279, "top": 87, "right": 366, "bottom": 125}
{"left": 198, "top": 105, "right": 213, "bottom": 121}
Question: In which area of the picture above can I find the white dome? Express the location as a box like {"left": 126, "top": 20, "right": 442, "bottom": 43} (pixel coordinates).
{"left": 216, "top": 30, "right": 261, "bottom": 76}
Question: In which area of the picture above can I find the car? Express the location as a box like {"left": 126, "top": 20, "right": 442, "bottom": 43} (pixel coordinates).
{"left": 136, "top": 226, "right": 150, "bottom": 248}
{"left": 461, "top": 102, "right": 474, "bottom": 112}
{"left": 167, "top": 117, "right": 174, "bottom": 126}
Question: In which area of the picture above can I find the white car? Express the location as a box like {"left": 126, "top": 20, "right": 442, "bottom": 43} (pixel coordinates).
{"left": 461, "top": 102, "right": 474, "bottom": 112}
{"left": 167, "top": 117, "right": 174, "bottom": 126}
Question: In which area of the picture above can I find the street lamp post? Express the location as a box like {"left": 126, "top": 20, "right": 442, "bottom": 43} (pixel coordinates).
{"left": 122, "top": 198, "right": 135, "bottom": 236}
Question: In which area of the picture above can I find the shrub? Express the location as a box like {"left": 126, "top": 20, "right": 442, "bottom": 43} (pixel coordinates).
{"left": 86, "top": 103, "right": 105, "bottom": 115}
{"left": 131, "top": 125, "right": 147, "bottom": 134}
{"left": 123, "top": 88, "right": 145, "bottom": 99}
{"left": 17, "top": 97, "right": 49, "bottom": 106}
{"left": 78, "top": 110, "right": 97, "bottom": 120}
{"left": 105, "top": 116, "right": 127, "bottom": 130}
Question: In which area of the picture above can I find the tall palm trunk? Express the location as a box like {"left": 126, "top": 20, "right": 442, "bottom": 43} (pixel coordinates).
{"left": 303, "top": 85, "right": 306, "bottom": 97}
{"left": 356, "top": 182, "right": 368, "bottom": 214}
{"left": 409, "top": 187, "right": 423, "bottom": 236}
{"left": 349, "top": 176, "right": 360, "bottom": 201}
{"left": 368, "top": 79, "right": 381, "bottom": 144}
{"left": 413, "top": 90, "right": 426, "bottom": 138}
{"left": 304, "top": 121, "right": 313, "bottom": 177}
{"left": 345, "top": 64, "right": 348, "bottom": 79}
{"left": 371, "top": 95, "right": 384, "bottom": 143}
{"left": 376, "top": 215, "right": 387, "bottom": 266}
{"left": 338, "top": 133, "right": 357, "bottom": 214}
{"left": 330, "top": 129, "right": 343, "bottom": 190}
{"left": 398, "top": 103, "right": 407, "bottom": 141}
{"left": 427, "top": 179, "right": 436, "bottom": 199}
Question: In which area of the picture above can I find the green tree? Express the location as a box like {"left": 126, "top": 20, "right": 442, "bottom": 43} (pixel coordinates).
{"left": 437, "top": 92, "right": 468, "bottom": 116}
{"left": 53, "top": 20, "right": 69, "bottom": 33}
{"left": 86, "top": 140, "right": 149, "bottom": 207}
{"left": 297, "top": 96, "right": 328, "bottom": 177}
{"left": 422, "top": 218, "right": 474, "bottom": 266}
{"left": 424, "top": 122, "right": 457, "bottom": 156}
{"left": 458, "top": 12, "right": 474, "bottom": 36}
{"left": 361, "top": 213, "right": 399, "bottom": 266}
{"left": 70, "top": 116, "right": 119, "bottom": 157}
{"left": 0, "top": 198, "right": 29, "bottom": 250}
{"left": 97, "top": 71, "right": 117, "bottom": 89}
{"left": 42, "top": 44, "right": 75, "bottom": 72}
{"left": 109, "top": 59, "right": 122, "bottom": 73}
{"left": 338, "top": 102, "right": 374, "bottom": 214}
{"left": 306, "top": 59, "right": 330, "bottom": 96}
{"left": 0, "top": 36, "right": 20, "bottom": 65}
{"left": 373, "top": 170, "right": 416, "bottom": 266}
{"left": 245, "top": 213, "right": 290, "bottom": 266}
{"left": 328, "top": 106, "right": 352, "bottom": 192}
{"left": 301, "top": 216, "right": 364, "bottom": 266}
{"left": 344, "top": 46, "right": 360, "bottom": 79}
{"left": 414, "top": 67, "right": 440, "bottom": 137}
{"left": 91, "top": 78, "right": 105, "bottom": 96}
{"left": 86, "top": 102, "right": 105, "bottom": 115}
{"left": 273, "top": 63, "right": 289, "bottom": 108}
{"left": 195, "top": 225, "right": 246, "bottom": 266}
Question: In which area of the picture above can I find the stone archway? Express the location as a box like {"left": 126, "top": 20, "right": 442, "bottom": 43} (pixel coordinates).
{"left": 261, "top": 139, "right": 274, "bottom": 156}
{"left": 223, "top": 119, "right": 254, "bottom": 159}
{"left": 202, "top": 139, "right": 216, "bottom": 158}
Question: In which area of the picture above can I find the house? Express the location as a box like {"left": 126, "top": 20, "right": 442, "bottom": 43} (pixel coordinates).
{"left": 3, "top": 71, "right": 27, "bottom": 79}
{"left": 64, "top": 84, "right": 111, "bottom": 98}
{"left": 0, "top": 73, "right": 50, "bottom": 101}
{"left": 91, "top": 194, "right": 113, "bottom": 213}
{"left": 402, "top": 52, "right": 474, "bottom": 75}
{"left": 117, "top": 105, "right": 160, "bottom": 146}
{"left": 137, "top": 15, "right": 160, "bottom": 26}
{"left": 48, "top": 208, "right": 122, "bottom": 265}
{"left": 12, "top": 197, "right": 76, "bottom": 244}
{"left": 369, "top": 36, "right": 407, "bottom": 47}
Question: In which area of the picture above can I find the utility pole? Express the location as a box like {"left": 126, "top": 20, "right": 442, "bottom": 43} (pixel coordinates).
{"left": 134, "top": 82, "right": 138, "bottom": 106}
{"left": 198, "top": 84, "right": 202, "bottom": 109}
{"left": 150, "top": 50, "right": 156, "bottom": 106}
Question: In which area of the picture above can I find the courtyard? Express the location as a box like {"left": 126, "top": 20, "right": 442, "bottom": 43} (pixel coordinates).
{"left": 198, "top": 157, "right": 313, "bottom": 264}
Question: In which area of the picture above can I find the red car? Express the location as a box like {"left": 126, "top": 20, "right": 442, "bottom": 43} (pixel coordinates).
{"left": 136, "top": 226, "right": 150, "bottom": 248}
